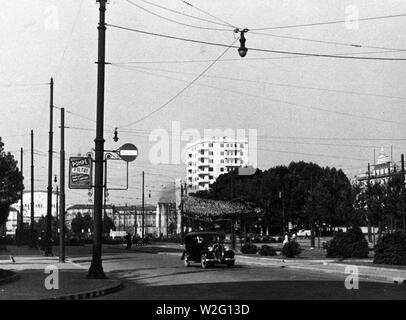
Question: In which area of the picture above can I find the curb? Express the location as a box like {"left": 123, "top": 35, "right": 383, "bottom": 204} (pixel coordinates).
{"left": 45, "top": 281, "right": 123, "bottom": 300}
{"left": 0, "top": 271, "right": 19, "bottom": 285}
{"left": 325, "top": 261, "right": 406, "bottom": 274}
{"left": 236, "top": 255, "right": 336, "bottom": 264}
{"left": 235, "top": 256, "right": 406, "bottom": 284}
{"left": 323, "top": 262, "right": 406, "bottom": 284}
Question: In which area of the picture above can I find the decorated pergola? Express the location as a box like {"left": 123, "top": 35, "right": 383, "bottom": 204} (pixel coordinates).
{"left": 182, "top": 196, "right": 264, "bottom": 248}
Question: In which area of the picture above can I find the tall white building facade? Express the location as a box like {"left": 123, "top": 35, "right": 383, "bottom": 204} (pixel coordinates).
{"left": 7, "top": 191, "right": 58, "bottom": 235}
{"left": 353, "top": 148, "right": 401, "bottom": 186}
{"left": 185, "top": 137, "right": 249, "bottom": 191}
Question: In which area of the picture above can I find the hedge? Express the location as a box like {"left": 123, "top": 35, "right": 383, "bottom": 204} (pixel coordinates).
{"left": 326, "top": 227, "right": 369, "bottom": 259}
{"left": 241, "top": 243, "right": 258, "bottom": 254}
{"left": 374, "top": 231, "right": 406, "bottom": 265}
{"left": 259, "top": 245, "right": 277, "bottom": 256}
{"left": 281, "top": 241, "right": 301, "bottom": 258}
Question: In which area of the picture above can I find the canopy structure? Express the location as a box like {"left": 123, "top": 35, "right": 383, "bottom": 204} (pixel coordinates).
{"left": 182, "top": 195, "right": 263, "bottom": 223}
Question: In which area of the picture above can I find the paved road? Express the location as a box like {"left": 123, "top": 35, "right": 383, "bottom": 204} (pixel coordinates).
{"left": 68, "top": 245, "right": 406, "bottom": 300}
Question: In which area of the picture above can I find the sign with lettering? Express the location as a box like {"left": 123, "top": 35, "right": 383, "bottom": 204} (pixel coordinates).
{"left": 69, "top": 157, "right": 93, "bottom": 189}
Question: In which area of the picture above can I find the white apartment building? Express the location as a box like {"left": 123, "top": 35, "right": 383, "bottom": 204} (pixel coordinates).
{"left": 353, "top": 148, "right": 401, "bottom": 186}
{"left": 185, "top": 137, "right": 249, "bottom": 191}
{"left": 7, "top": 191, "right": 58, "bottom": 235}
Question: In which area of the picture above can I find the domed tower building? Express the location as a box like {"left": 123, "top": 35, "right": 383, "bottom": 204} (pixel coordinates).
{"left": 354, "top": 147, "right": 400, "bottom": 186}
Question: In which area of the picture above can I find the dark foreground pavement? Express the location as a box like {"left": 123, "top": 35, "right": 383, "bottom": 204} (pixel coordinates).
{"left": 2, "top": 244, "right": 405, "bottom": 300}
{"left": 0, "top": 246, "right": 122, "bottom": 300}
{"left": 69, "top": 246, "right": 406, "bottom": 300}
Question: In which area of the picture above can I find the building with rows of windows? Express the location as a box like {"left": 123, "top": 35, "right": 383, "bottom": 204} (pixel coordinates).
{"left": 65, "top": 204, "right": 157, "bottom": 236}
{"left": 353, "top": 148, "right": 401, "bottom": 186}
{"left": 185, "top": 137, "right": 249, "bottom": 191}
{"left": 6, "top": 191, "right": 58, "bottom": 235}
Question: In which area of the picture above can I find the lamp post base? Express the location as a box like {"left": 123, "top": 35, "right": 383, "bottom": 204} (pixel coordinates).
{"left": 86, "top": 262, "right": 107, "bottom": 279}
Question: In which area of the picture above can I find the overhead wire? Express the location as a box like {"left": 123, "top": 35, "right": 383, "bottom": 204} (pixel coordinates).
{"left": 118, "top": 127, "right": 406, "bottom": 142}
{"left": 181, "top": 0, "right": 237, "bottom": 29}
{"left": 250, "top": 12, "right": 406, "bottom": 31}
{"left": 0, "top": 83, "right": 48, "bottom": 88}
{"left": 54, "top": 0, "right": 84, "bottom": 79}
{"left": 130, "top": 0, "right": 232, "bottom": 27}
{"left": 112, "top": 63, "right": 406, "bottom": 101}
{"left": 249, "top": 31, "right": 406, "bottom": 52}
{"left": 111, "top": 64, "right": 406, "bottom": 127}
{"left": 106, "top": 23, "right": 406, "bottom": 61}
{"left": 111, "top": 48, "right": 406, "bottom": 65}
{"left": 124, "top": 0, "right": 233, "bottom": 32}
{"left": 119, "top": 37, "right": 239, "bottom": 128}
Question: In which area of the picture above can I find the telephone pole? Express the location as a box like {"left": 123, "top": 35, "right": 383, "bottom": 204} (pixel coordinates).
{"left": 44, "top": 78, "right": 54, "bottom": 257}
{"left": 60, "top": 108, "right": 65, "bottom": 262}
{"left": 30, "top": 130, "right": 34, "bottom": 245}
{"left": 142, "top": 171, "right": 145, "bottom": 238}
{"left": 19, "top": 147, "right": 24, "bottom": 232}
{"left": 367, "top": 163, "right": 373, "bottom": 240}
{"left": 55, "top": 185, "right": 59, "bottom": 224}
{"left": 401, "top": 154, "right": 405, "bottom": 232}
{"left": 180, "top": 183, "right": 184, "bottom": 244}
{"left": 87, "top": 0, "right": 107, "bottom": 279}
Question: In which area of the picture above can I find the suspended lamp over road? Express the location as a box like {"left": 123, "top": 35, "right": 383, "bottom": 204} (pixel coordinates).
{"left": 235, "top": 28, "right": 249, "bottom": 57}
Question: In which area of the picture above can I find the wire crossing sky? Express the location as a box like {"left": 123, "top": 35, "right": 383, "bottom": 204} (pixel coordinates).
{"left": 1, "top": 0, "right": 406, "bottom": 205}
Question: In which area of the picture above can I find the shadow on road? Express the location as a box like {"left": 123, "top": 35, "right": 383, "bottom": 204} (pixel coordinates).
{"left": 101, "top": 279, "right": 406, "bottom": 300}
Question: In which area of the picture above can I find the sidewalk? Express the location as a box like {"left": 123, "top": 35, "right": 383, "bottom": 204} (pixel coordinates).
{"left": 0, "top": 248, "right": 122, "bottom": 300}
{"left": 148, "top": 242, "right": 406, "bottom": 284}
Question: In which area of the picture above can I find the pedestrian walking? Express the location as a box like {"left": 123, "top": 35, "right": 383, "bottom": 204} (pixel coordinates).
{"left": 125, "top": 232, "right": 132, "bottom": 249}
{"left": 283, "top": 233, "right": 289, "bottom": 245}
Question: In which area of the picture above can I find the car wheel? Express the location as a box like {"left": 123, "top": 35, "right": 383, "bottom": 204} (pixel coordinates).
{"left": 184, "top": 257, "right": 190, "bottom": 267}
{"left": 227, "top": 260, "right": 235, "bottom": 268}
{"left": 201, "top": 255, "right": 208, "bottom": 269}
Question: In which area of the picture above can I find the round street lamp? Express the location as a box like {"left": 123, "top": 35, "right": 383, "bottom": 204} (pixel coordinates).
{"left": 235, "top": 28, "right": 249, "bottom": 58}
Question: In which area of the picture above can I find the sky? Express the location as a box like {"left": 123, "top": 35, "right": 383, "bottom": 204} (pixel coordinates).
{"left": 1, "top": 0, "right": 406, "bottom": 207}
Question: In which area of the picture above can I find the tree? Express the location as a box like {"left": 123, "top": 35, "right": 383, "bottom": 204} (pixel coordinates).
{"left": 287, "top": 161, "right": 324, "bottom": 247}
{"left": 71, "top": 213, "right": 84, "bottom": 236}
{"left": 34, "top": 215, "right": 60, "bottom": 239}
{"left": 103, "top": 214, "right": 115, "bottom": 234}
{"left": 383, "top": 174, "right": 405, "bottom": 232}
{"left": 0, "top": 138, "right": 24, "bottom": 227}
{"left": 83, "top": 213, "right": 93, "bottom": 233}
{"left": 311, "top": 167, "right": 354, "bottom": 228}
{"left": 366, "top": 181, "right": 386, "bottom": 240}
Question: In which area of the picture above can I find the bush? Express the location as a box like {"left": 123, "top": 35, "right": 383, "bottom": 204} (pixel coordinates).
{"left": 241, "top": 243, "right": 258, "bottom": 254}
{"left": 374, "top": 232, "right": 406, "bottom": 265}
{"left": 281, "top": 241, "right": 301, "bottom": 258}
{"left": 259, "top": 245, "right": 277, "bottom": 256}
{"left": 66, "top": 238, "right": 85, "bottom": 246}
{"left": 102, "top": 237, "right": 124, "bottom": 245}
{"left": 326, "top": 227, "right": 369, "bottom": 259}
{"left": 0, "top": 236, "right": 14, "bottom": 245}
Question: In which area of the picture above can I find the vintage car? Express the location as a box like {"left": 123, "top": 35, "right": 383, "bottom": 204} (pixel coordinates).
{"left": 181, "top": 231, "right": 235, "bottom": 268}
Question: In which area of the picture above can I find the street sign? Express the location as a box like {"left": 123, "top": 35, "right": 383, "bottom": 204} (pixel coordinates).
{"left": 118, "top": 143, "right": 138, "bottom": 162}
{"left": 69, "top": 157, "right": 93, "bottom": 189}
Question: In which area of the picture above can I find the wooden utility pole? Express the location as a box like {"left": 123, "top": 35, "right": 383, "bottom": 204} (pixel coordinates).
{"left": 44, "top": 78, "right": 54, "bottom": 257}
{"left": 87, "top": 0, "right": 107, "bottom": 278}
{"left": 180, "top": 183, "right": 184, "bottom": 244}
{"left": 310, "top": 173, "right": 316, "bottom": 248}
{"left": 142, "top": 171, "right": 145, "bottom": 238}
{"left": 59, "top": 108, "right": 65, "bottom": 262}
{"left": 30, "top": 130, "right": 34, "bottom": 244}
{"left": 367, "top": 163, "right": 373, "bottom": 241}
{"left": 55, "top": 185, "right": 59, "bottom": 224}
{"left": 19, "top": 147, "right": 24, "bottom": 232}
{"left": 402, "top": 154, "right": 405, "bottom": 232}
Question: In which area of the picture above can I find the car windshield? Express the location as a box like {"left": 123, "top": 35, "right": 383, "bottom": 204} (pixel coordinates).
{"left": 196, "top": 234, "right": 221, "bottom": 244}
